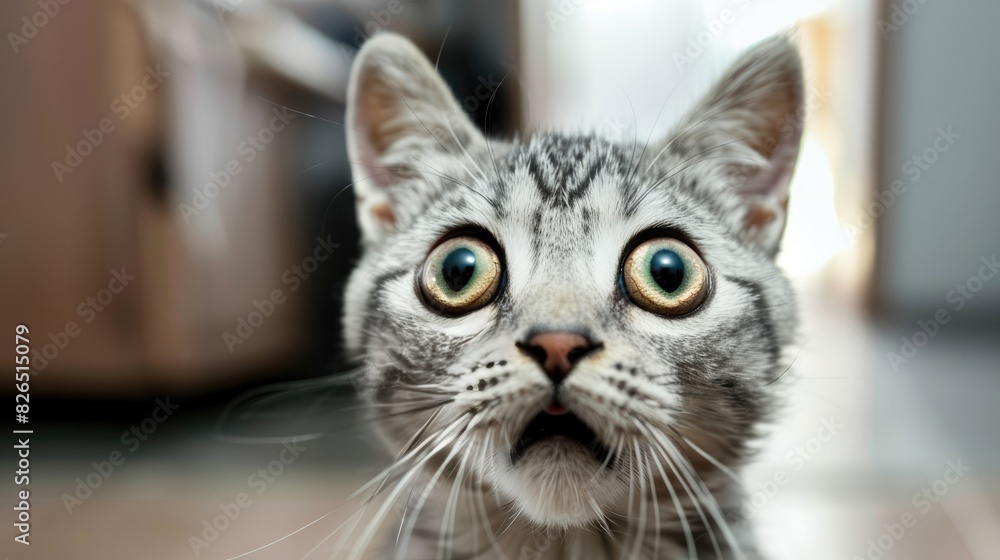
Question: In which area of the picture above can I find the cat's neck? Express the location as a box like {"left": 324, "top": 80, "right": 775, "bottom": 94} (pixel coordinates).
{"left": 391, "top": 481, "right": 759, "bottom": 560}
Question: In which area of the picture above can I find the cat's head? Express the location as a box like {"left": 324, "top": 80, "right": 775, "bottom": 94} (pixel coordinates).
{"left": 343, "top": 33, "right": 802, "bottom": 529}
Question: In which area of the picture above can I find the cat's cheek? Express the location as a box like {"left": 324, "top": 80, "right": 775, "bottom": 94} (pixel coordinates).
{"left": 431, "top": 308, "right": 497, "bottom": 338}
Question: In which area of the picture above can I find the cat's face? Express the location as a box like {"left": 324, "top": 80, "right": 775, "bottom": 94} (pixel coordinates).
{"left": 343, "top": 34, "right": 802, "bottom": 529}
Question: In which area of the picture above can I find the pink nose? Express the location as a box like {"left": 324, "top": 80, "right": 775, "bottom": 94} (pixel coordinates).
{"left": 519, "top": 332, "right": 600, "bottom": 385}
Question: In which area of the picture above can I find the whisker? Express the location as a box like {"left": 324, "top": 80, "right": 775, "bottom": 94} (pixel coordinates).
{"left": 408, "top": 154, "right": 493, "bottom": 204}
{"left": 483, "top": 49, "right": 526, "bottom": 193}
{"left": 228, "top": 418, "right": 458, "bottom": 560}
{"left": 308, "top": 156, "right": 482, "bottom": 197}
{"left": 319, "top": 172, "right": 393, "bottom": 239}
{"left": 653, "top": 134, "right": 767, "bottom": 183}
{"left": 396, "top": 482, "right": 417, "bottom": 550}
{"left": 433, "top": 25, "right": 451, "bottom": 72}
{"left": 396, "top": 418, "right": 480, "bottom": 557}
{"left": 626, "top": 66, "right": 697, "bottom": 192}
{"left": 650, "top": 428, "right": 745, "bottom": 559}
{"left": 590, "top": 434, "right": 624, "bottom": 483}
{"left": 643, "top": 453, "right": 662, "bottom": 560}
{"left": 347, "top": 416, "right": 476, "bottom": 559}
{"left": 222, "top": 509, "right": 339, "bottom": 560}
{"left": 473, "top": 430, "right": 510, "bottom": 559}
{"left": 642, "top": 83, "right": 794, "bottom": 175}
{"left": 625, "top": 444, "right": 637, "bottom": 556}
{"left": 610, "top": 80, "right": 640, "bottom": 188}
{"left": 257, "top": 95, "right": 359, "bottom": 132}
{"left": 373, "top": 66, "right": 493, "bottom": 204}
{"left": 439, "top": 112, "right": 490, "bottom": 185}
{"left": 632, "top": 154, "right": 763, "bottom": 210}
{"left": 633, "top": 135, "right": 766, "bottom": 209}
{"left": 637, "top": 422, "right": 710, "bottom": 560}
{"left": 294, "top": 420, "right": 466, "bottom": 560}
{"left": 630, "top": 441, "right": 648, "bottom": 559}
{"left": 766, "top": 337, "right": 810, "bottom": 385}
{"left": 355, "top": 398, "right": 454, "bottom": 410}
{"left": 438, "top": 444, "right": 473, "bottom": 560}
{"left": 681, "top": 437, "right": 748, "bottom": 491}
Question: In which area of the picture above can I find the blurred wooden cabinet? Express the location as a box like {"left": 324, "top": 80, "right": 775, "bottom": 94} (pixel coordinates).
{"left": 0, "top": 0, "right": 307, "bottom": 395}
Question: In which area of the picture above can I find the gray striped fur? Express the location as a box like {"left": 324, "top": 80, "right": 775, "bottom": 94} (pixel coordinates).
{"left": 341, "top": 32, "right": 803, "bottom": 559}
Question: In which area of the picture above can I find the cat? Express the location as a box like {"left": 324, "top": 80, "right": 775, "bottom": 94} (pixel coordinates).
{"left": 340, "top": 31, "right": 802, "bottom": 559}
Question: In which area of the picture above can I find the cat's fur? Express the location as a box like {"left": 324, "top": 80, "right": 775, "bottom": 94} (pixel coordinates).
{"left": 341, "top": 32, "right": 803, "bottom": 559}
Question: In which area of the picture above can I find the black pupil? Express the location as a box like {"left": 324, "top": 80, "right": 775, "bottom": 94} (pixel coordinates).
{"left": 650, "top": 249, "right": 685, "bottom": 293}
{"left": 442, "top": 247, "right": 477, "bottom": 292}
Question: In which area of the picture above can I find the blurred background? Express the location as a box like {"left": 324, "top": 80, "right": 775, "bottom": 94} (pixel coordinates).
{"left": 1, "top": 0, "right": 998, "bottom": 558}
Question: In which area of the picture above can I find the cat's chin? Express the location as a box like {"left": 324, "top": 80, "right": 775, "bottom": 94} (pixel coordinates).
{"left": 496, "top": 439, "right": 626, "bottom": 528}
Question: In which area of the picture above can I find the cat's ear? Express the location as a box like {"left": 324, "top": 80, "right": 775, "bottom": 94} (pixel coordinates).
{"left": 670, "top": 36, "right": 804, "bottom": 257}
{"left": 345, "top": 33, "right": 485, "bottom": 244}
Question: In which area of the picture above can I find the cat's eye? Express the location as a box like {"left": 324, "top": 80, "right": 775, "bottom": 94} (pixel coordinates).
{"left": 621, "top": 237, "right": 709, "bottom": 315}
{"left": 420, "top": 236, "right": 502, "bottom": 314}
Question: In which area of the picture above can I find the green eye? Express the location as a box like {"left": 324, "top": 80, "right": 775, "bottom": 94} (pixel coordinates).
{"left": 420, "top": 236, "right": 502, "bottom": 314}
{"left": 621, "top": 237, "right": 708, "bottom": 315}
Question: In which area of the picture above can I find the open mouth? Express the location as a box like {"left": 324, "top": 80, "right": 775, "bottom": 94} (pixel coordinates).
{"left": 511, "top": 407, "right": 610, "bottom": 465}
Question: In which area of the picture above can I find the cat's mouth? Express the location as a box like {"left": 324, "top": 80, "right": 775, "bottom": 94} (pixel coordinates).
{"left": 511, "top": 406, "right": 610, "bottom": 465}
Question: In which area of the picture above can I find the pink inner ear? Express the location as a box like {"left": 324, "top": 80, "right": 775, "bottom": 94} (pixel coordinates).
{"left": 370, "top": 202, "right": 396, "bottom": 225}
{"left": 352, "top": 105, "right": 396, "bottom": 190}
{"left": 744, "top": 205, "right": 778, "bottom": 230}
{"left": 739, "top": 127, "right": 801, "bottom": 201}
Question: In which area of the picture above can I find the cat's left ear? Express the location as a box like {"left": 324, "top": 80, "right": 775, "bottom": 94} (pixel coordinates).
{"left": 345, "top": 33, "right": 486, "bottom": 245}
{"left": 669, "top": 36, "right": 804, "bottom": 257}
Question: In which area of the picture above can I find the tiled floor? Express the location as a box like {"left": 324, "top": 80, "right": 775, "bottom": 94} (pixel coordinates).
{"left": 751, "top": 284, "right": 1000, "bottom": 560}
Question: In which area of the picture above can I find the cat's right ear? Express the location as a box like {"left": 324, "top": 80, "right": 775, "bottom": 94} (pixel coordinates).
{"left": 664, "top": 35, "right": 804, "bottom": 258}
{"left": 345, "top": 33, "right": 485, "bottom": 245}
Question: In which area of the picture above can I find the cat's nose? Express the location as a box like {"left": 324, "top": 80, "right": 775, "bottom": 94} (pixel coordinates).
{"left": 518, "top": 332, "right": 601, "bottom": 385}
